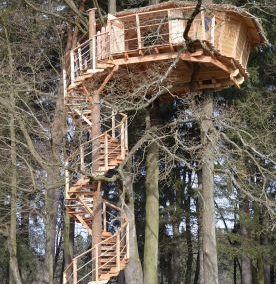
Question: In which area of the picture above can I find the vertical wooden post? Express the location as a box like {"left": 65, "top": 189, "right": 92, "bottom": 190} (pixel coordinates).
{"left": 103, "top": 202, "right": 107, "bottom": 232}
{"left": 126, "top": 224, "right": 130, "bottom": 259}
{"left": 112, "top": 110, "right": 116, "bottom": 138}
{"left": 201, "top": 10, "right": 206, "bottom": 41}
{"left": 92, "top": 37, "right": 96, "bottom": 70}
{"left": 88, "top": 8, "right": 97, "bottom": 39}
{"left": 73, "top": 259, "right": 77, "bottom": 284}
{"left": 63, "top": 272, "right": 67, "bottom": 284}
{"left": 80, "top": 145, "right": 84, "bottom": 177}
{"left": 211, "top": 16, "right": 215, "bottom": 46}
{"left": 77, "top": 44, "right": 83, "bottom": 72}
{"left": 116, "top": 233, "right": 120, "bottom": 272}
{"left": 70, "top": 50, "right": 75, "bottom": 84}
{"left": 63, "top": 69, "right": 67, "bottom": 100}
{"left": 120, "top": 122, "right": 125, "bottom": 159}
{"left": 95, "top": 246, "right": 99, "bottom": 282}
{"left": 124, "top": 117, "right": 128, "bottom": 151}
{"left": 65, "top": 160, "right": 70, "bottom": 199}
{"left": 104, "top": 133, "right": 109, "bottom": 171}
{"left": 136, "top": 14, "right": 142, "bottom": 50}
{"left": 88, "top": 8, "right": 97, "bottom": 69}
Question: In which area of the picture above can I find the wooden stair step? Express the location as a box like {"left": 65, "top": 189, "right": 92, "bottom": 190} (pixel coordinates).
{"left": 102, "top": 231, "right": 112, "bottom": 238}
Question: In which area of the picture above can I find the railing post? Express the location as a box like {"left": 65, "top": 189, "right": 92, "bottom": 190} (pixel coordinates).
{"left": 78, "top": 44, "right": 83, "bottom": 72}
{"left": 95, "top": 246, "right": 99, "bottom": 282}
{"left": 104, "top": 132, "right": 109, "bottom": 171}
{"left": 92, "top": 36, "right": 96, "bottom": 70}
{"left": 112, "top": 110, "right": 116, "bottom": 138}
{"left": 211, "top": 16, "right": 215, "bottom": 46}
{"left": 136, "top": 14, "right": 142, "bottom": 50}
{"left": 126, "top": 224, "right": 130, "bottom": 259}
{"left": 70, "top": 50, "right": 75, "bottom": 84}
{"left": 116, "top": 233, "right": 120, "bottom": 272}
{"left": 124, "top": 117, "right": 128, "bottom": 151}
{"left": 201, "top": 10, "right": 206, "bottom": 41}
{"left": 65, "top": 160, "right": 70, "bottom": 199}
{"left": 63, "top": 69, "right": 67, "bottom": 101}
{"left": 121, "top": 122, "right": 125, "bottom": 160}
{"left": 80, "top": 144, "right": 84, "bottom": 178}
{"left": 103, "top": 202, "right": 107, "bottom": 232}
{"left": 73, "top": 259, "right": 77, "bottom": 284}
{"left": 63, "top": 272, "right": 67, "bottom": 284}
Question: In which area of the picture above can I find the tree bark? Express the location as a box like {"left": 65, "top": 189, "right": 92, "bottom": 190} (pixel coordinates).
{"left": 4, "top": 23, "right": 22, "bottom": 284}
{"left": 143, "top": 140, "right": 159, "bottom": 284}
{"left": 123, "top": 167, "right": 143, "bottom": 284}
{"left": 240, "top": 197, "right": 253, "bottom": 284}
{"left": 91, "top": 92, "right": 103, "bottom": 247}
{"left": 199, "top": 94, "right": 219, "bottom": 284}
{"left": 184, "top": 171, "right": 193, "bottom": 284}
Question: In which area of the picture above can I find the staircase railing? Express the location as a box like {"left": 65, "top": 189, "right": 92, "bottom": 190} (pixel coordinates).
{"left": 63, "top": 201, "right": 129, "bottom": 284}
{"left": 68, "top": 29, "right": 110, "bottom": 87}
{"left": 65, "top": 112, "right": 128, "bottom": 198}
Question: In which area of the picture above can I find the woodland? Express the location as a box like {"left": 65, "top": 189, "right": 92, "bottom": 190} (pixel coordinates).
{"left": 0, "top": 0, "right": 275, "bottom": 284}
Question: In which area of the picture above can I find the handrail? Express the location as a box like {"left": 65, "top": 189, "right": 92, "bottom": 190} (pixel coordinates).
{"left": 66, "top": 113, "right": 127, "bottom": 165}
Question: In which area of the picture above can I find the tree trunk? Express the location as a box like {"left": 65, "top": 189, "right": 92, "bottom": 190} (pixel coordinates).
{"left": 91, "top": 92, "right": 102, "bottom": 247}
{"left": 4, "top": 23, "right": 22, "bottom": 284}
{"left": 184, "top": 171, "right": 193, "bottom": 284}
{"left": 199, "top": 94, "right": 219, "bottom": 284}
{"left": 123, "top": 168, "right": 143, "bottom": 284}
{"left": 240, "top": 197, "right": 253, "bottom": 284}
{"left": 143, "top": 140, "right": 159, "bottom": 284}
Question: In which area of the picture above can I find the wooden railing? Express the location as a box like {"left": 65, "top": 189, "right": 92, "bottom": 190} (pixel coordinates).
{"left": 66, "top": 7, "right": 220, "bottom": 87}
{"left": 65, "top": 112, "right": 128, "bottom": 197}
{"left": 63, "top": 201, "right": 129, "bottom": 284}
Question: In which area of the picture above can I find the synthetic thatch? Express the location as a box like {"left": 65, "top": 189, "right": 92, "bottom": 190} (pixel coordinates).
{"left": 115, "top": 1, "right": 267, "bottom": 45}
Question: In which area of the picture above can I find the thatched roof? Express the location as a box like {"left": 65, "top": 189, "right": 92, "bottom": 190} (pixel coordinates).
{"left": 115, "top": 1, "right": 267, "bottom": 44}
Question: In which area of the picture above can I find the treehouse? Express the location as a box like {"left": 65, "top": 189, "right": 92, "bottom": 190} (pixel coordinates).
{"left": 65, "top": 1, "right": 266, "bottom": 94}
{"left": 63, "top": 2, "right": 266, "bottom": 284}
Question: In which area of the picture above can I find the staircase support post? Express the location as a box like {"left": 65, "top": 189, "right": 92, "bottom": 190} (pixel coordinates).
{"left": 73, "top": 259, "right": 77, "bottom": 284}
{"left": 80, "top": 145, "right": 84, "bottom": 177}
{"left": 121, "top": 123, "right": 125, "bottom": 159}
{"left": 126, "top": 224, "right": 130, "bottom": 259}
{"left": 65, "top": 160, "right": 70, "bottom": 199}
{"left": 70, "top": 50, "right": 75, "bottom": 84}
{"left": 95, "top": 246, "right": 99, "bottom": 282}
{"left": 103, "top": 202, "right": 107, "bottom": 232}
{"left": 116, "top": 233, "right": 121, "bottom": 272}
{"left": 112, "top": 110, "right": 116, "bottom": 138}
{"left": 104, "top": 133, "right": 109, "bottom": 171}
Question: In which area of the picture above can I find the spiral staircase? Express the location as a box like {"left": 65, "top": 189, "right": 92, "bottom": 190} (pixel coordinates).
{"left": 63, "top": 90, "right": 129, "bottom": 283}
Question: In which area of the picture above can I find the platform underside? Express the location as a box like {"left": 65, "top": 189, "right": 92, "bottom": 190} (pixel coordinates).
{"left": 68, "top": 43, "right": 246, "bottom": 100}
